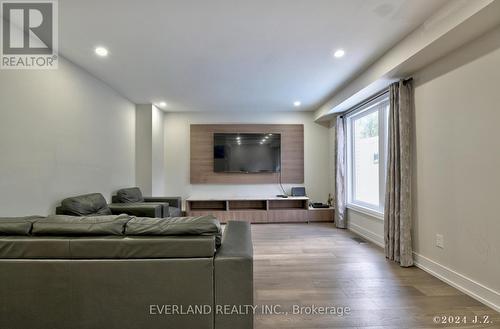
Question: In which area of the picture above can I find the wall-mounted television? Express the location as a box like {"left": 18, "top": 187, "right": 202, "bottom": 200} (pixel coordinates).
{"left": 214, "top": 133, "right": 281, "bottom": 173}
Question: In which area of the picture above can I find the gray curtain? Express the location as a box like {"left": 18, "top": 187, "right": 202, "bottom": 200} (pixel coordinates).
{"left": 384, "top": 80, "right": 413, "bottom": 267}
{"left": 334, "top": 116, "right": 347, "bottom": 228}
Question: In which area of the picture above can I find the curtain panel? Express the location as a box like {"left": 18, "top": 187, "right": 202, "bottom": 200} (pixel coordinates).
{"left": 384, "top": 79, "right": 414, "bottom": 267}
{"left": 334, "top": 116, "right": 347, "bottom": 229}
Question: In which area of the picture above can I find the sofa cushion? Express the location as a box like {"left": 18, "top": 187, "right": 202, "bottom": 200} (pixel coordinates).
{"left": 0, "top": 216, "right": 44, "bottom": 235}
{"left": 116, "top": 187, "right": 144, "bottom": 203}
{"left": 32, "top": 215, "right": 131, "bottom": 236}
{"left": 69, "top": 236, "right": 216, "bottom": 258}
{"left": 125, "top": 215, "right": 222, "bottom": 247}
{"left": 0, "top": 235, "right": 216, "bottom": 259}
{"left": 0, "top": 236, "right": 71, "bottom": 258}
{"left": 60, "top": 193, "right": 112, "bottom": 216}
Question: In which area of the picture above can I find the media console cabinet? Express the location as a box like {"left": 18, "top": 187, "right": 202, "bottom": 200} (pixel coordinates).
{"left": 186, "top": 196, "right": 334, "bottom": 223}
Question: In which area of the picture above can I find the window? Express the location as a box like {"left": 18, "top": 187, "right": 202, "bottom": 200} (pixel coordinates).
{"left": 346, "top": 94, "right": 389, "bottom": 216}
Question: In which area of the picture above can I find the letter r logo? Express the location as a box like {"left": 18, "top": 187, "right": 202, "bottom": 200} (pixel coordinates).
{"left": 2, "top": 2, "right": 53, "bottom": 54}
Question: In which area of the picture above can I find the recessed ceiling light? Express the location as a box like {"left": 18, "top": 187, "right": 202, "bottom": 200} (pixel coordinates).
{"left": 333, "top": 49, "right": 345, "bottom": 58}
{"left": 95, "top": 46, "right": 109, "bottom": 57}
{"left": 158, "top": 102, "right": 167, "bottom": 108}
{"left": 293, "top": 101, "right": 301, "bottom": 107}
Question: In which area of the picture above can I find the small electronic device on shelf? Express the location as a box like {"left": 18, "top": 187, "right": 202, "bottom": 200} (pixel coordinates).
{"left": 310, "top": 202, "right": 329, "bottom": 208}
{"left": 291, "top": 187, "right": 306, "bottom": 197}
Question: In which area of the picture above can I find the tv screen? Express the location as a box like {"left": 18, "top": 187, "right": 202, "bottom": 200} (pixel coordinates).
{"left": 214, "top": 133, "right": 281, "bottom": 173}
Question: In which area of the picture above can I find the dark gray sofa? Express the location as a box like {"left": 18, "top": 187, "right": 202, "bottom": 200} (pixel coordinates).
{"left": 56, "top": 192, "right": 163, "bottom": 218}
{"left": 112, "top": 187, "right": 182, "bottom": 217}
{"left": 0, "top": 215, "right": 253, "bottom": 329}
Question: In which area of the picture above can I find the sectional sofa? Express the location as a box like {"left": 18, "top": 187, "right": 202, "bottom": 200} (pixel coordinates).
{"left": 0, "top": 214, "right": 253, "bottom": 329}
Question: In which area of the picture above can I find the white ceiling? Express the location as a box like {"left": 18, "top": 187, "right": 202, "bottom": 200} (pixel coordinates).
{"left": 59, "top": 0, "right": 448, "bottom": 112}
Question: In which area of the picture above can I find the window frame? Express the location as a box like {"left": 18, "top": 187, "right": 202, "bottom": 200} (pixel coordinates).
{"left": 345, "top": 93, "right": 389, "bottom": 219}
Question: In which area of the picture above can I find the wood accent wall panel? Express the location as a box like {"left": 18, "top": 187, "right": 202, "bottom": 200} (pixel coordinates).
{"left": 190, "top": 124, "right": 304, "bottom": 184}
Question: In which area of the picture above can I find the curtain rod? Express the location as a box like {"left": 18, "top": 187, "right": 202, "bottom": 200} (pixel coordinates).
{"left": 340, "top": 88, "right": 389, "bottom": 118}
{"left": 339, "top": 77, "right": 413, "bottom": 118}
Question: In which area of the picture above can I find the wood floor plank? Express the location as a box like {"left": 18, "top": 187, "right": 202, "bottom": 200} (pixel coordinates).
{"left": 251, "top": 223, "right": 500, "bottom": 329}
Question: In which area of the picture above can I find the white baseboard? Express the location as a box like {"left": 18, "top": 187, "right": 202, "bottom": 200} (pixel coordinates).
{"left": 348, "top": 222, "right": 384, "bottom": 248}
{"left": 347, "top": 223, "right": 499, "bottom": 312}
{"left": 413, "top": 252, "right": 500, "bottom": 313}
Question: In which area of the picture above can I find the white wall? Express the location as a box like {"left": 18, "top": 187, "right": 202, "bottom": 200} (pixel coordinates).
{"left": 412, "top": 26, "right": 500, "bottom": 306}
{"left": 135, "top": 104, "right": 153, "bottom": 194}
{"left": 135, "top": 104, "right": 165, "bottom": 196}
{"left": 347, "top": 26, "right": 500, "bottom": 310}
{"left": 151, "top": 106, "right": 165, "bottom": 195}
{"left": 0, "top": 58, "right": 135, "bottom": 216}
{"left": 163, "top": 111, "right": 331, "bottom": 204}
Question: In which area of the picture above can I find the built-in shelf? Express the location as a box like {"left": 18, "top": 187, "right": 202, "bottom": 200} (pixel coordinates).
{"left": 268, "top": 199, "right": 307, "bottom": 210}
{"left": 186, "top": 196, "right": 333, "bottom": 223}
{"left": 228, "top": 200, "right": 267, "bottom": 211}
{"left": 188, "top": 200, "right": 227, "bottom": 211}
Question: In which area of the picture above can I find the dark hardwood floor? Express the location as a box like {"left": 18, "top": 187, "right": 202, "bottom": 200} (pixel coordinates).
{"left": 251, "top": 223, "right": 500, "bottom": 329}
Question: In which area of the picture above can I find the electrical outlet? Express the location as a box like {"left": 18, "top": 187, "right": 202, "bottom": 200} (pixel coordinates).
{"left": 436, "top": 234, "right": 444, "bottom": 249}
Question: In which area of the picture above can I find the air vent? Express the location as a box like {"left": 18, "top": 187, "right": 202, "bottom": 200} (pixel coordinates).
{"left": 352, "top": 237, "right": 367, "bottom": 244}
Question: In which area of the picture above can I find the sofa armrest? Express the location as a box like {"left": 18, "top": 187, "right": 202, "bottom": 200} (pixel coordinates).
{"left": 214, "top": 221, "right": 253, "bottom": 329}
{"left": 108, "top": 203, "right": 162, "bottom": 218}
{"left": 143, "top": 197, "right": 182, "bottom": 209}
{"left": 55, "top": 206, "right": 64, "bottom": 215}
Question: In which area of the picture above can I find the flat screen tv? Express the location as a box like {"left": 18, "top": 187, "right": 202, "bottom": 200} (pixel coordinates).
{"left": 214, "top": 133, "right": 281, "bottom": 173}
